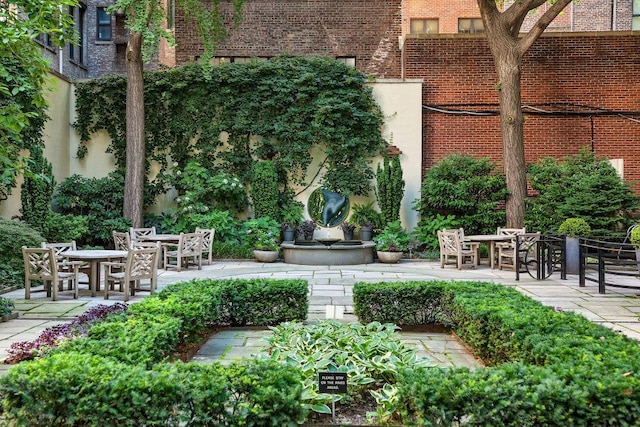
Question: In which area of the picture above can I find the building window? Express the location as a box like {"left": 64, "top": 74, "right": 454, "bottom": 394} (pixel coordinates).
{"left": 336, "top": 57, "right": 356, "bottom": 68}
{"left": 410, "top": 18, "right": 439, "bottom": 34}
{"left": 458, "top": 18, "right": 485, "bottom": 34}
{"left": 97, "top": 7, "right": 112, "bottom": 41}
{"left": 633, "top": 0, "right": 640, "bottom": 30}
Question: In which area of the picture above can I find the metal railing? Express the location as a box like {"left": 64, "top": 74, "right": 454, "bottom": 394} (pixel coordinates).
{"left": 515, "top": 233, "right": 566, "bottom": 281}
{"left": 579, "top": 238, "right": 639, "bottom": 294}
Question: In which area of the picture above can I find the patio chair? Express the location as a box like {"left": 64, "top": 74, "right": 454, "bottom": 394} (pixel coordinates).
{"left": 113, "top": 231, "right": 132, "bottom": 251}
{"left": 498, "top": 232, "right": 540, "bottom": 271}
{"left": 23, "top": 247, "right": 81, "bottom": 300}
{"left": 103, "top": 246, "right": 160, "bottom": 301}
{"left": 494, "top": 227, "right": 526, "bottom": 267}
{"left": 438, "top": 229, "right": 479, "bottom": 269}
{"left": 41, "top": 241, "right": 89, "bottom": 288}
{"left": 163, "top": 232, "right": 203, "bottom": 272}
{"left": 195, "top": 227, "right": 215, "bottom": 265}
{"left": 129, "top": 226, "right": 157, "bottom": 242}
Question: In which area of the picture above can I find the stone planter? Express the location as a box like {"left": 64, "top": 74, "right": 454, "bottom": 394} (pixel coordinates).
{"left": 376, "top": 250, "right": 403, "bottom": 264}
{"left": 253, "top": 250, "right": 279, "bottom": 263}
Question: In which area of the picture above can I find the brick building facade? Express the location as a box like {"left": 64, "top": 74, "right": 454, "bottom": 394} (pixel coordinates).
{"left": 403, "top": 32, "right": 640, "bottom": 191}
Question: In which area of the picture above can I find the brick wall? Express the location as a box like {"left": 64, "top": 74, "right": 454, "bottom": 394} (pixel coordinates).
{"left": 402, "top": 0, "right": 481, "bottom": 34}
{"left": 174, "top": 0, "right": 402, "bottom": 78}
{"left": 405, "top": 32, "right": 640, "bottom": 192}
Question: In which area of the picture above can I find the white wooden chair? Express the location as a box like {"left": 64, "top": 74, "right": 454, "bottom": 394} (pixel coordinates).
{"left": 438, "top": 229, "right": 479, "bottom": 269}
{"left": 163, "top": 232, "right": 203, "bottom": 272}
{"left": 23, "top": 247, "right": 81, "bottom": 300}
{"left": 195, "top": 227, "right": 215, "bottom": 265}
{"left": 129, "top": 226, "right": 156, "bottom": 242}
{"left": 495, "top": 227, "right": 526, "bottom": 270}
{"left": 41, "top": 241, "right": 90, "bottom": 288}
{"left": 102, "top": 246, "right": 160, "bottom": 301}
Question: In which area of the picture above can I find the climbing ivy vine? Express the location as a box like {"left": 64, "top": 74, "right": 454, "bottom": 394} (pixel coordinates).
{"left": 74, "top": 56, "right": 387, "bottom": 201}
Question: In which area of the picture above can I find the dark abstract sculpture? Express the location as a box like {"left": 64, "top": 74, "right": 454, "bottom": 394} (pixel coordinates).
{"left": 321, "top": 189, "right": 347, "bottom": 226}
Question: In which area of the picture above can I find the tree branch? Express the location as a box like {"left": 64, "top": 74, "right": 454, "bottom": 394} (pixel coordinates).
{"left": 519, "top": 0, "right": 574, "bottom": 53}
{"left": 503, "top": 0, "right": 547, "bottom": 30}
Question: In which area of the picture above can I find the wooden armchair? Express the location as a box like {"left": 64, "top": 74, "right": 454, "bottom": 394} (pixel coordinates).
{"left": 113, "top": 231, "right": 132, "bottom": 251}
{"left": 41, "top": 241, "right": 89, "bottom": 288}
{"left": 438, "top": 229, "right": 479, "bottom": 269}
{"left": 495, "top": 227, "right": 526, "bottom": 270}
{"left": 195, "top": 227, "right": 215, "bottom": 265}
{"left": 498, "top": 232, "right": 540, "bottom": 271}
{"left": 23, "top": 247, "right": 81, "bottom": 300}
{"left": 129, "top": 226, "right": 156, "bottom": 242}
{"left": 163, "top": 232, "right": 203, "bottom": 272}
{"left": 103, "top": 246, "right": 159, "bottom": 301}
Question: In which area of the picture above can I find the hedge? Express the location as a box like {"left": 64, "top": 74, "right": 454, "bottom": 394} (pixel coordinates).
{"left": 0, "top": 278, "right": 309, "bottom": 426}
{"left": 353, "top": 280, "right": 640, "bottom": 426}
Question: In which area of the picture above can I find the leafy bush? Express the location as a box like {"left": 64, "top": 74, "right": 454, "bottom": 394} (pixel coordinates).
{"left": 251, "top": 160, "right": 280, "bottom": 220}
{"left": 53, "top": 172, "right": 133, "bottom": 247}
{"left": 0, "top": 297, "right": 14, "bottom": 318}
{"left": 527, "top": 149, "right": 640, "bottom": 235}
{"left": 158, "top": 208, "right": 243, "bottom": 243}
{"left": 350, "top": 201, "right": 384, "bottom": 230}
{"left": 415, "top": 154, "right": 507, "bottom": 235}
{"left": 376, "top": 154, "right": 404, "bottom": 224}
{"left": 353, "top": 280, "right": 640, "bottom": 426}
{"left": 374, "top": 220, "right": 411, "bottom": 252}
{"left": 242, "top": 217, "right": 281, "bottom": 250}
{"left": 174, "top": 160, "right": 248, "bottom": 216}
{"left": 0, "top": 278, "right": 310, "bottom": 425}
{"left": 557, "top": 217, "right": 592, "bottom": 238}
{"left": 0, "top": 218, "right": 44, "bottom": 289}
{"left": 412, "top": 213, "right": 459, "bottom": 252}
{"left": 40, "top": 211, "right": 89, "bottom": 242}
{"left": 20, "top": 146, "right": 54, "bottom": 230}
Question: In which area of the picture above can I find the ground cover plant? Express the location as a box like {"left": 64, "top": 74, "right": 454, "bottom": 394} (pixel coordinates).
{"left": 354, "top": 280, "right": 640, "bottom": 425}
{"left": 260, "top": 320, "right": 430, "bottom": 423}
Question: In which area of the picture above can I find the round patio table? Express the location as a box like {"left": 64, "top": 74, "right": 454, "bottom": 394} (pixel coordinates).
{"left": 63, "top": 250, "right": 128, "bottom": 296}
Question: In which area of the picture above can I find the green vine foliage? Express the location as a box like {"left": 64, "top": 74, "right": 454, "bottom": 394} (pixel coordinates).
{"left": 251, "top": 160, "right": 279, "bottom": 220}
{"left": 73, "top": 56, "right": 387, "bottom": 201}
{"left": 376, "top": 155, "right": 404, "bottom": 225}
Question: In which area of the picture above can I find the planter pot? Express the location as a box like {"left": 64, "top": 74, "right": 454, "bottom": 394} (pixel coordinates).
{"left": 360, "top": 226, "right": 373, "bottom": 241}
{"left": 283, "top": 227, "right": 296, "bottom": 242}
{"left": 343, "top": 230, "right": 354, "bottom": 241}
{"left": 253, "top": 250, "right": 279, "bottom": 263}
{"left": 377, "top": 250, "right": 403, "bottom": 264}
{"left": 565, "top": 236, "right": 580, "bottom": 275}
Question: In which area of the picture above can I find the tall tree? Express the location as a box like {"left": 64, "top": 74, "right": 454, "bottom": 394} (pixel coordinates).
{"left": 112, "top": 0, "right": 244, "bottom": 226}
{"left": 0, "top": 0, "right": 76, "bottom": 201}
{"left": 478, "top": 0, "right": 573, "bottom": 227}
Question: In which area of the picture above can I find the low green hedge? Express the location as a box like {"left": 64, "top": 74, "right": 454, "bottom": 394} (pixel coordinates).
{"left": 0, "top": 278, "right": 309, "bottom": 426}
{"left": 354, "top": 280, "right": 640, "bottom": 426}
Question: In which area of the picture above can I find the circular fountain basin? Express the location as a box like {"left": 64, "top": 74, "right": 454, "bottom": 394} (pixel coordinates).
{"left": 281, "top": 240, "right": 375, "bottom": 265}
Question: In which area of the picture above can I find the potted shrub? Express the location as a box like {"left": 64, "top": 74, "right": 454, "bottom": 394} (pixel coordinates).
{"left": 630, "top": 225, "right": 640, "bottom": 273}
{"left": 244, "top": 218, "right": 281, "bottom": 262}
{"left": 339, "top": 221, "right": 356, "bottom": 241}
{"left": 373, "top": 220, "right": 410, "bottom": 263}
{"left": 298, "top": 219, "right": 317, "bottom": 241}
{"left": 558, "top": 217, "right": 592, "bottom": 275}
{"left": 350, "top": 202, "right": 383, "bottom": 241}
{"left": 281, "top": 198, "right": 304, "bottom": 242}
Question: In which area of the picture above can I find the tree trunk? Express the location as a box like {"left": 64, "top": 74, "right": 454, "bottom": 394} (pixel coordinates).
{"left": 495, "top": 47, "right": 527, "bottom": 228}
{"left": 124, "top": 33, "right": 145, "bottom": 228}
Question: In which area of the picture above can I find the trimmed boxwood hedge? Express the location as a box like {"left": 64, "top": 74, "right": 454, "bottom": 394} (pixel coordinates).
{"left": 0, "top": 278, "right": 309, "bottom": 426}
{"left": 354, "top": 280, "right": 640, "bottom": 426}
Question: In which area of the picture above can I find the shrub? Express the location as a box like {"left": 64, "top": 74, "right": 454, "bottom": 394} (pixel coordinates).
{"left": 412, "top": 213, "right": 459, "bottom": 252}
{"left": 158, "top": 208, "right": 242, "bottom": 243}
{"left": 53, "top": 172, "right": 134, "bottom": 247}
{"left": 0, "top": 278, "right": 310, "bottom": 426}
{"left": 251, "top": 160, "right": 280, "bottom": 220}
{"left": 0, "top": 218, "right": 45, "bottom": 289}
{"left": 20, "top": 146, "right": 54, "bottom": 230}
{"left": 414, "top": 154, "right": 507, "bottom": 235}
{"left": 40, "top": 211, "right": 89, "bottom": 242}
{"left": 353, "top": 280, "right": 640, "bottom": 426}
{"left": 350, "top": 201, "right": 384, "bottom": 230}
{"left": 242, "top": 217, "right": 281, "bottom": 250}
{"left": 374, "top": 220, "right": 411, "bottom": 252}
{"left": 527, "top": 149, "right": 640, "bottom": 235}
{"left": 558, "top": 217, "right": 592, "bottom": 238}
{"left": 376, "top": 154, "right": 404, "bottom": 224}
